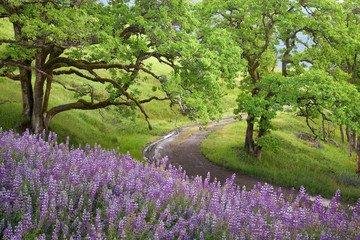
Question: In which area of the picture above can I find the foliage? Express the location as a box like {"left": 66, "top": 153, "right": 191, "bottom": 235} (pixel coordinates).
{"left": 198, "top": 0, "right": 360, "bottom": 160}
{"left": 1, "top": 129, "right": 360, "bottom": 239}
{"left": 234, "top": 73, "right": 290, "bottom": 143}
{"left": 289, "top": 71, "right": 360, "bottom": 138}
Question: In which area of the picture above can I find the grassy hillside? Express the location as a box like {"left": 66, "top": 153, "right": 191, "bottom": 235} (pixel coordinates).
{"left": 201, "top": 112, "right": 360, "bottom": 203}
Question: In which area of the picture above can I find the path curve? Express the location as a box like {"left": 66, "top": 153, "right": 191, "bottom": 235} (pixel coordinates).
{"left": 143, "top": 116, "right": 273, "bottom": 190}
{"left": 143, "top": 116, "right": 354, "bottom": 209}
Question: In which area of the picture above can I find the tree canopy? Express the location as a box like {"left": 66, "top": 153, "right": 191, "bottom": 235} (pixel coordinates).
{"left": 0, "top": 0, "right": 243, "bottom": 133}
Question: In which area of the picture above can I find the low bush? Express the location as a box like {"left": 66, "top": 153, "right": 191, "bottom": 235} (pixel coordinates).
{"left": 336, "top": 172, "right": 360, "bottom": 188}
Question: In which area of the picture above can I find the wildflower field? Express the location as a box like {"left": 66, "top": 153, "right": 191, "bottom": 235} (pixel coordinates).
{"left": 0, "top": 130, "right": 359, "bottom": 239}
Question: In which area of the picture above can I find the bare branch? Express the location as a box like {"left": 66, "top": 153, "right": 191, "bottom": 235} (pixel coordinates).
{"left": 0, "top": 39, "right": 54, "bottom": 48}
{"left": 139, "top": 96, "right": 168, "bottom": 104}
{"left": 0, "top": 73, "right": 20, "bottom": 81}
{"left": 45, "top": 57, "right": 136, "bottom": 72}
{"left": 52, "top": 78, "right": 86, "bottom": 95}
{"left": 53, "top": 68, "right": 97, "bottom": 81}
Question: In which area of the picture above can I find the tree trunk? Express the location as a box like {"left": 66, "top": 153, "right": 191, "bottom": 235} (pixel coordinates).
{"left": 346, "top": 126, "right": 353, "bottom": 157}
{"left": 13, "top": 23, "right": 33, "bottom": 118}
{"left": 348, "top": 137, "right": 353, "bottom": 157}
{"left": 346, "top": 125, "right": 350, "bottom": 143}
{"left": 282, "top": 56, "right": 288, "bottom": 77}
{"left": 356, "top": 137, "right": 360, "bottom": 174}
{"left": 19, "top": 60, "right": 33, "bottom": 118}
{"left": 245, "top": 116, "right": 256, "bottom": 155}
{"left": 31, "top": 50, "right": 47, "bottom": 134}
{"left": 339, "top": 125, "right": 344, "bottom": 143}
{"left": 352, "top": 133, "right": 356, "bottom": 149}
{"left": 255, "top": 148, "right": 262, "bottom": 160}
{"left": 255, "top": 115, "right": 268, "bottom": 160}
{"left": 42, "top": 72, "right": 52, "bottom": 115}
{"left": 351, "top": 54, "right": 357, "bottom": 84}
{"left": 281, "top": 40, "right": 292, "bottom": 77}
{"left": 43, "top": 113, "right": 54, "bottom": 132}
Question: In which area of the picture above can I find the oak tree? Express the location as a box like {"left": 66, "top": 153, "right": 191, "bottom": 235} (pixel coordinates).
{"left": 0, "top": 0, "right": 242, "bottom": 133}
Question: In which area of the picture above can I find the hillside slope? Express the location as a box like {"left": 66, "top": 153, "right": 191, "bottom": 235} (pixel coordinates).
{"left": 202, "top": 112, "right": 360, "bottom": 203}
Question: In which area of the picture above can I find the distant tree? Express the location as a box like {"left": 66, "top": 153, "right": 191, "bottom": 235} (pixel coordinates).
{"left": 199, "top": 0, "right": 295, "bottom": 159}
{"left": 0, "top": 0, "right": 242, "bottom": 133}
{"left": 283, "top": 0, "right": 360, "bottom": 173}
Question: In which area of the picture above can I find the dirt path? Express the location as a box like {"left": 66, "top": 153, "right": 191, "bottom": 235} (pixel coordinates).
{"left": 143, "top": 116, "right": 272, "bottom": 190}
{"left": 143, "top": 117, "right": 352, "bottom": 209}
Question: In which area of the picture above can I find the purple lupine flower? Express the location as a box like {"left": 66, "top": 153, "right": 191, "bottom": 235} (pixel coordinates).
{"left": 352, "top": 198, "right": 360, "bottom": 219}
{"left": 37, "top": 233, "right": 46, "bottom": 240}
{"left": 61, "top": 222, "right": 69, "bottom": 237}
{"left": 82, "top": 208, "right": 91, "bottom": 233}
{"left": 95, "top": 208, "right": 103, "bottom": 234}
{"left": 199, "top": 231, "right": 205, "bottom": 240}
{"left": 117, "top": 216, "right": 127, "bottom": 238}
{"left": 38, "top": 192, "right": 49, "bottom": 228}
{"left": 155, "top": 220, "right": 165, "bottom": 239}
{"left": 3, "top": 223, "right": 13, "bottom": 239}
{"left": 22, "top": 210, "right": 32, "bottom": 234}
{"left": 51, "top": 220, "right": 60, "bottom": 240}
{"left": 1, "top": 130, "right": 360, "bottom": 239}
{"left": 0, "top": 219, "right": 5, "bottom": 234}
{"left": 13, "top": 222, "right": 23, "bottom": 239}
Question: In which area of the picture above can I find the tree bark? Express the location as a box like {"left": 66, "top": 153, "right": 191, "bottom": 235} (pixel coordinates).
{"left": 339, "top": 125, "right": 344, "bottom": 143}
{"left": 281, "top": 37, "right": 294, "bottom": 77}
{"left": 254, "top": 115, "right": 268, "bottom": 160}
{"left": 352, "top": 133, "right": 356, "bottom": 149}
{"left": 42, "top": 47, "right": 62, "bottom": 117}
{"left": 346, "top": 126, "right": 353, "bottom": 157}
{"left": 13, "top": 23, "right": 33, "bottom": 118}
{"left": 356, "top": 137, "right": 360, "bottom": 174}
{"left": 42, "top": 70, "right": 52, "bottom": 116}
{"left": 352, "top": 54, "right": 357, "bottom": 84}
{"left": 19, "top": 60, "right": 33, "bottom": 118}
{"left": 31, "top": 49, "right": 47, "bottom": 133}
{"left": 245, "top": 116, "right": 256, "bottom": 155}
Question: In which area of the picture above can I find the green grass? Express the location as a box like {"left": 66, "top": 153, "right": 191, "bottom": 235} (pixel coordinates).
{"left": 201, "top": 112, "right": 360, "bottom": 203}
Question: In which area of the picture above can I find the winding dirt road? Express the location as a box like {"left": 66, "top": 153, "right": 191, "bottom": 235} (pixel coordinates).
{"left": 143, "top": 117, "right": 347, "bottom": 209}
{"left": 143, "top": 116, "right": 270, "bottom": 190}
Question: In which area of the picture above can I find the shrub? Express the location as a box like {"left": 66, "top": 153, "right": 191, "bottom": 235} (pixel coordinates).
{"left": 336, "top": 172, "right": 360, "bottom": 188}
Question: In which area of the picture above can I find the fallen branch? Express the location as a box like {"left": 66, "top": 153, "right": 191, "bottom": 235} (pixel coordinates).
{"left": 326, "top": 137, "right": 341, "bottom": 148}
{"left": 0, "top": 98, "right": 15, "bottom": 105}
